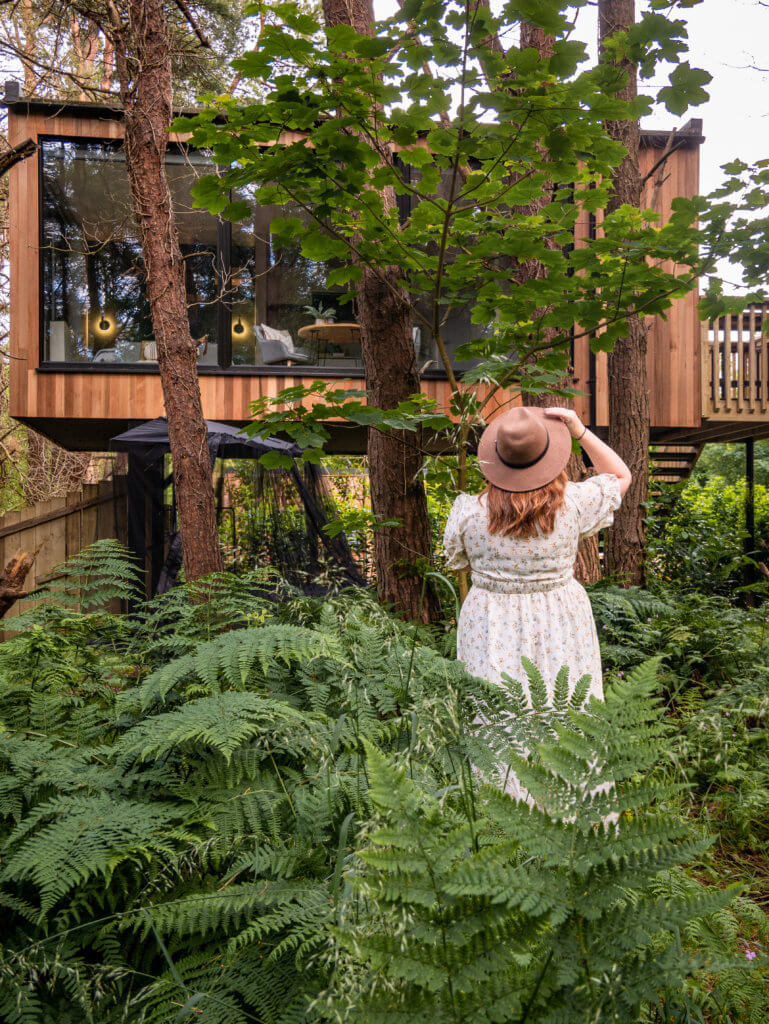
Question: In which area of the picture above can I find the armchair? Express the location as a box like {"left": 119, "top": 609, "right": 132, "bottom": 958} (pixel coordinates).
{"left": 93, "top": 347, "right": 118, "bottom": 363}
{"left": 255, "top": 324, "right": 312, "bottom": 366}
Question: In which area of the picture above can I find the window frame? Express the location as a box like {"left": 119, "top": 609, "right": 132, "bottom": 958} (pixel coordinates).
{"left": 38, "top": 133, "right": 232, "bottom": 371}
{"left": 34, "top": 133, "right": 450, "bottom": 381}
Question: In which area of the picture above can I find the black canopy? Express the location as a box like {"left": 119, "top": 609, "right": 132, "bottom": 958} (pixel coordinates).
{"left": 111, "top": 416, "right": 301, "bottom": 463}
{"left": 109, "top": 416, "right": 364, "bottom": 596}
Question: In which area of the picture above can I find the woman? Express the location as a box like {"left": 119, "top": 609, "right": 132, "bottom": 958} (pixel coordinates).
{"left": 443, "top": 405, "right": 632, "bottom": 812}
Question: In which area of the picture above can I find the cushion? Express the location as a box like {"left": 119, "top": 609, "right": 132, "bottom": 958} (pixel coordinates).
{"left": 258, "top": 323, "right": 295, "bottom": 351}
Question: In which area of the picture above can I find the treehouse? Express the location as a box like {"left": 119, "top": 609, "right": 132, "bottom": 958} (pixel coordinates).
{"left": 4, "top": 87, "right": 768, "bottom": 486}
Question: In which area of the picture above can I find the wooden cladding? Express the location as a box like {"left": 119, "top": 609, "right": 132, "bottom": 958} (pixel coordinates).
{"left": 571, "top": 141, "right": 702, "bottom": 431}
{"left": 7, "top": 103, "right": 706, "bottom": 444}
{"left": 702, "top": 304, "right": 769, "bottom": 421}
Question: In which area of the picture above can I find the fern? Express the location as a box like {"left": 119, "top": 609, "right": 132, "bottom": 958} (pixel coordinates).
{"left": 1, "top": 795, "right": 197, "bottom": 912}
{"left": 325, "top": 660, "right": 747, "bottom": 1024}
{"left": 0, "top": 544, "right": 766, "bottom": 1022}
{"left": 649, "top": 867, "right": 769, "bottom": 1024}
{"left": 116, "top": 692, "right": 322, "bottom": 766}
{"left": 4, "top": 540, "right": 142, "bottom": 626}
{"left": 0, "top": 587, "right": 494, "bottom": 1021}
{"left": 117, "top": 624, "right": 342, "bottom": 714}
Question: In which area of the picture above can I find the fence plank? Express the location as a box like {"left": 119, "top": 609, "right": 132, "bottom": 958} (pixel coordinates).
{"left": 0, "top": 477, "right": 128, "bottom": 626}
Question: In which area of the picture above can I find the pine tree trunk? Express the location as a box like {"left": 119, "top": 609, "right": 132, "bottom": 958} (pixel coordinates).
{"left": 359, "top": 267, "right": 440, "bottom": 621}
{"left": 118, "top": 0, "right": 222, "bottom": 581}
{"left": 599, "top": 0, "right": 649, "bottom": 586}
{"left": 321, "top": 0, "right": 441, "bottom": 623}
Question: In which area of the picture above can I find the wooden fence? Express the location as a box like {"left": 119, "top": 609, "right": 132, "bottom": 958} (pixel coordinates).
{"left": 0, "top": 476, "right": 127, "bottom": 623}
{"left": 702, "top": 303, "right": 769, "bottom": 418}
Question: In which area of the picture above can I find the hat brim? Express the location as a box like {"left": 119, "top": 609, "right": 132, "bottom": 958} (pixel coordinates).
{"left": 477, "top": 407, "right": 573, "bottom": 492}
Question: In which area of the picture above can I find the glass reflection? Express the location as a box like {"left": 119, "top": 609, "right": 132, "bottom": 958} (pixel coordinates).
{"left": 41, "top": 139, "right": 218, "bottom": 365}
{"left": 40, "top": 138, "right": 479, "bottom": 374}
{"left": 229, "top": 198, "right": 354, "bottom": 367}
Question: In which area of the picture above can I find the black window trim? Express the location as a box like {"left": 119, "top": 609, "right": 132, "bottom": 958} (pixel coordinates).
{"left": 35, "top": 132, "right": 454, "bottom": 381}
{"left": 37, "top": 133, "right": 237, "bottom": 371}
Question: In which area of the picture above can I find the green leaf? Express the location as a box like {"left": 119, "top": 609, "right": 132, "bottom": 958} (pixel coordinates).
{"left": 259, "top": 450, "right": 296, "bottom": 470}
{"left": 658, "top": 62, "right": 711, "bottom": 115}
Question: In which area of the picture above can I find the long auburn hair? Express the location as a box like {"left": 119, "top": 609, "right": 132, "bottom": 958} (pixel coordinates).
{"left": 483, "top": 469, "right": 568, "bottom": 539}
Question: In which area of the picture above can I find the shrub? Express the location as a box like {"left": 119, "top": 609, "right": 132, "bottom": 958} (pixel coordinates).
{"left": 591, "top": 584, "right": 769, "bottom": 846}
{"left": 647, "top": 477, "right": 769, "bottom": 597}
{"left": 693, "top": 441, "right": 769, "bottom": 489}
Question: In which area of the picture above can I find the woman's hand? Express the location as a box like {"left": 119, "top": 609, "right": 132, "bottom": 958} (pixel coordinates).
{"left": 544, "top": 407, "right": 585, "bottom": 439}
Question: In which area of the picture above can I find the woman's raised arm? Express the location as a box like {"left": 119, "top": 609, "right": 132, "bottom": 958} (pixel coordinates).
{"left": 543, "top": 408, "right": 632, "bottom": 497}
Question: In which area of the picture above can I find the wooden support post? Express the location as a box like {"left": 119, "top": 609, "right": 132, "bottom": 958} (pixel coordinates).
{"left": 744, "top": 436, "right": 755, "bottom": 598}
{"left": 148, "top": 456, "right": 165, "bottom": 598}
{"left": 127, "top": 454, "right": 148, "bottom": 603}
{"left": 126, "top": 454, "right": 164, "bottom": 601}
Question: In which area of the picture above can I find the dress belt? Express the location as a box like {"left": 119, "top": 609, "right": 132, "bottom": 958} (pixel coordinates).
{"left": 470, "top": 571, "right": 573, "bottom": 595}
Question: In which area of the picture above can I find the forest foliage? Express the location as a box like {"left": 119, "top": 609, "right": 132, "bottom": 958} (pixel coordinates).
{"left": 0, "top": 542, "right": 767, "bottom": 1023}
{"left": 179, "top": 0, "right": 721, "bottom": 491}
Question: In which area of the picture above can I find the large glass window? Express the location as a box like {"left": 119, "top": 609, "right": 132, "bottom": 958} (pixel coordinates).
{"left": 228, "top": 195, "right": 357, "bottom": 368}
{"left": 41, "top": 139, "right": 218, "bottom": 366}
{"left": 401, "top": 165, "right": 493, "bottom": 372}
{"left": 39, "top": 137, "right": 478, "bottom": 373}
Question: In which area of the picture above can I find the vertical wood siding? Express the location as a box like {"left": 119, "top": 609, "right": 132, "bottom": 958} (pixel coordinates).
{"left": 8, "top": 108, "right": 703, "bottom": 438}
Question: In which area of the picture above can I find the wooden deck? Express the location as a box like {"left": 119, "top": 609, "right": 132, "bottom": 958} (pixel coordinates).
{"left": 652, "top": 305, "right": 769, "bottom": 452}
{"left": 701, "top": 304, "right": 769, "bottom": 421}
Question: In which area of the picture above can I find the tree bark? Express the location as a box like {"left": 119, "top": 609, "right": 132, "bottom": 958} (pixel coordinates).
{"left": 321, "top": 0, "right": 442, "bottom": 623}
{"left": 360, "top": 267, "right": 440, "bottom": 621}
{"left": 599, "top": 0, "right": 649, "bottom": 586}
{"left": 117, "top": 0, "right": 222, "bottom": 581}
{"left": 0, "top": 138, "right": 36, "bottom": 179}
{"left": 0, "top": 549, "right": 37, "bottom": 618}
{"left": 516, "top": 21, "right": 601, "bottom": 585}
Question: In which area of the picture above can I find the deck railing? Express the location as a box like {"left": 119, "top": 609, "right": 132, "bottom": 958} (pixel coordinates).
{"left": 702, "top": 304, "right": 769, "bottom": 418}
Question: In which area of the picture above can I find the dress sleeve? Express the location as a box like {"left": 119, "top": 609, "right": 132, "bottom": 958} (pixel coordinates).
{"left": 570, "top": 473, "right": 622, "bottom": 538}
{"left": 442, "top": 494, "right": 471, "bottom": 570}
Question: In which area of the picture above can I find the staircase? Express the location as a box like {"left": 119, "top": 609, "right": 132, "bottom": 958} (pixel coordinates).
{"left": 649, "top": 444, "right": 703, "bottom": 485}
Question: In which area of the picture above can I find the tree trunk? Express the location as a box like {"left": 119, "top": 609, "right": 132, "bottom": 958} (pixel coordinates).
{"left": 517, "top": 21, "right": 601, "bottom": 585}
{"left": 599, "top": 0, "right": 649, "bottom": 586}
{"left": 118, "top": 0, "right": 222, "bottom": 581}
{"left": 0, "top": 548, "right": 37, "bottom": 618}
{"left": 360, "top": 267, "right": 440, "bottom": 621}
{"left": 321, "top": 0, "right": 442, "bottom": 623}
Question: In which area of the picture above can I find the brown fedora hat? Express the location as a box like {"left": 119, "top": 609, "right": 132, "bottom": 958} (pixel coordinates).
{"left": 477, "top": 406, "right": 572, "bottom": 492}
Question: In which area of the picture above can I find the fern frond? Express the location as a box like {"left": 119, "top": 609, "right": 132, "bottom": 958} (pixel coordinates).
{"left": 2, "top": 795, "right": 195, "bottom": 912}
{"left": 117, "top": 692, "right": 320, "bottom": 765}
{"left": 118, "top": 625, "right": 343, "bottom": 714}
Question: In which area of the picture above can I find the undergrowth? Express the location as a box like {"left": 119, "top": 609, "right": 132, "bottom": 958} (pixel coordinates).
{"left": 0, "top": 543, "right": 766, "bottom": 1022}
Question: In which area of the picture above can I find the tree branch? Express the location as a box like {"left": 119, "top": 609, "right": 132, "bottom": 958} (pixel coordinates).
{"left": 171, "top": 0, "right": 210, "bottom": 48}
{"left": 0, "top": 137, "right": 36, "bottom": 178}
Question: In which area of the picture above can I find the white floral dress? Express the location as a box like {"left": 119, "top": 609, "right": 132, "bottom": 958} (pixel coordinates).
{"left": 443, "top": 473, "right": 622, "bottom": 810}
